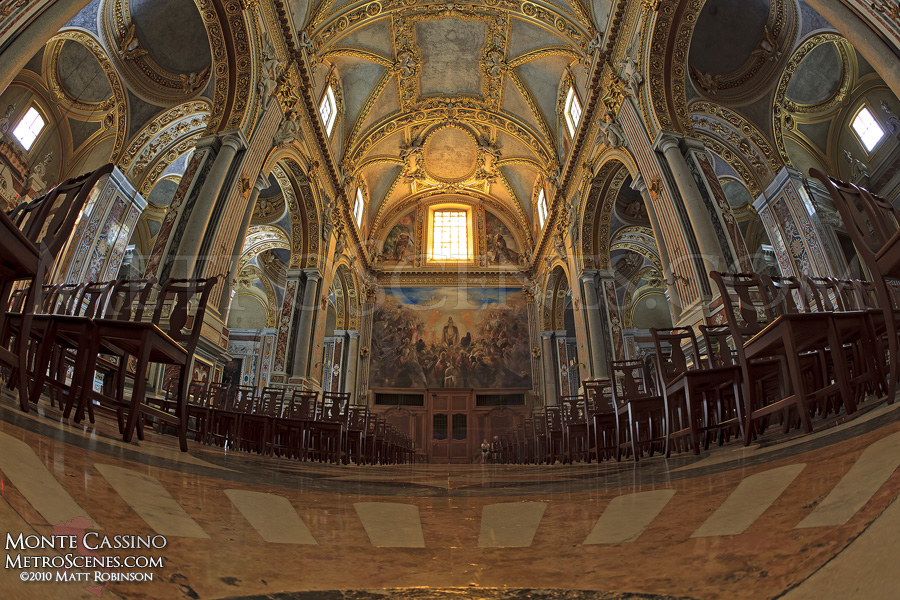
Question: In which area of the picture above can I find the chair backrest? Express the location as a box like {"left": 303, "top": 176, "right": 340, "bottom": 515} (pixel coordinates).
{"left": 188, "top": 380, "right": 210, "bottom": 408}
{"left": 320, "top": 391, "right": 351, "bottom": 425}
{"left": 544, "top": 405, "right": 562, "bottom": 432}
{"left": 609, "top": 359, "right": 658, "bottom": 410}
{"left": 800, "top": 275, "right": 840, "bottom": 312}
{"left": 256, "top": 386, "right": 284, "bottom": 417}
{"left": 761, "top": 275, "right": 809, "bottom": 315}
{"left": 284, "top": 389, "right": 318, "bottom": 419}
{"left": 9, "top": 164, "right": 114, "bottom": 255}
{"left": 650, "top": 327, "right": 702, "bottom": 385}
{"left": 348, "top": 406, "right": 367, "bottom": 431}
{"left": 810, "top": 169, "right": 900, "bottom": 273}
{"left": 699, "top": 325, "right": 738, "bottom": 368}
{"left": 73, "top": 280, "right": 115, "bottom": 318}
{"left": 710, "top": 272, "right": 778, "bottom": 341}
{"left": 233, "top": 385, "right": 256, "bottom": 413}
{"left": 208, "top": 382, "right": 233, "bottom": 410}
{"left": 106, "top": 278, "right": 156, "bottom": 321}
{"left": 583, "top": 378, "right": 614, "bottom": 414}
{"left": 152, "top": 277, "right": 217, "bottom": 352}
{"left": 47, "top": 283, "right": 87, "bottom": 316}
{"left": 559, "top": 394, "right": 587, "bottom": 426}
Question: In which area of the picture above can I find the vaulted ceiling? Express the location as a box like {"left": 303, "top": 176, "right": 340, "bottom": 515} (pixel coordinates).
{"left": 295, "top": 0, "right": 612, "bottom": 239}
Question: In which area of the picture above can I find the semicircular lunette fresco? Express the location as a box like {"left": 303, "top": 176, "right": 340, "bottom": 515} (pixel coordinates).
{"left": 370, "top": 286, "right": 532, "bottom": 389}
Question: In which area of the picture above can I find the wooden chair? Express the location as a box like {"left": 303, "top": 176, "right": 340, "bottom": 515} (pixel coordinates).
{"left": 583, "top": 379, "right": 618, "bottom": 462}
{"left": 543, "top": 405, "right": 564, "bottom": 464}
{"left": 559, "top": 393, "right": 590, "bottom": 463}
{"left": 803, "top": 275, "right": 886, "bottom": 406}
{"left": 237, "top": 386, "right": 281, "bottom": 454}
{"left": 346, "top": 406, "right": 368, "bottom": 464}
{"left": 0, "top": 164, "right": 114, "bottom": 411}
{"left": 270, "top": 388, "right": 317, "bottom": 459}
{"left": 314, "top": 391, "right": 351, "bottom": 463}
{"left": 609, "top": 359, "right": 667, "bottom": 461}
{"left": 810, "top": 169, "right": 900, "bottom": 401}
{"left": 29, "top": 281, "right": 114, "bottom": 414}
{"left": 711, "top": 272, "right": 852, "bottom": 445}
{"left": 82, "top": 277, "right": 217, "bottom": 451}
{"left": 650, "top": 327, "right": 743, "bottom": 456}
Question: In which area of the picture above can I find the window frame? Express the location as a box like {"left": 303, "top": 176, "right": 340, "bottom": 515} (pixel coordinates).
{"left": 319, "top": 85, "right": 337, "bottom": 136}
{"left": 537, "top": 188, "right": 548, "bottom": 229}
{"left": 353, "top": 187, "right": 364, "bottom": 227}
{"left": 563, "top": 86, "right": 582, "bottom": 138}
{"left": 12, "top": 105, "right": 46, "bottom": 152}
{"left": 427, "top": 204, "right": 474, "bottom": 263}
{"left": 850, "top": 104, "right": 887, "bottom": 155}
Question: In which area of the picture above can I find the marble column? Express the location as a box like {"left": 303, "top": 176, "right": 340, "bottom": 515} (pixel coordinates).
{"left": 656, "top": 133, "right": 728, "bottom": 279}
{"left": 291, "top": 269, "right": 322, "bottom": 379}
{"left": 578, "top": 270, "right": 607, "bottom": 379}
{"left": 218, "top": 172, "right": 268, "bottom": 314}
{"left": 0, "top": 1, "right": 93, "bottom": 94}
{"left": 541, "top": 331, "right": 557, "bottom": 405}
{"left": 753, "top": 167, "right": 840, "bottom": 277}
{"left": 175, "top": 130, "right": 246, "bottom": 279}
{"left": 270, "top": 268, "right": 305, "bottom": 384}
{"left": 803, "top": 0, "right": 900, "bottom": 100}
{"left": 344, "top": 330, "right": 360, "bottom": 401}
{"left": 631, "top": 174, "right": 681, "bottom": 315}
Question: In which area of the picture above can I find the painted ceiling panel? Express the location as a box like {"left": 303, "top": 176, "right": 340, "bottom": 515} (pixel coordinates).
{"left": 514, "top": 55, "right": 576, "bottom": 139}
{"left": 354, "top": 75, "right": 400, "bottom": 143}
{"left": 334, "top": 17, "right": 395, "bottom": 58}
{"left": 499, "top": 163, "right": 539, "bottom": 212}
{"left": 416, "top": 18, "right": 485, "bottom": 98}
{"left": 330, "top": 56, "right": 387, "bottom": 139}
{"left": 508, "top": 17, "right": 567, "bottom": 58}
{"left": 501, "top": 76, "right": 544, "bottom": 138}
{"left": 363, "top": 163, "right": 402, "bottom": 215}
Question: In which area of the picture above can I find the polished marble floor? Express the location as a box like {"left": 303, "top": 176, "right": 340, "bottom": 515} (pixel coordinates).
{"left": 2, "top": 391, "right": 900, "bottom": 600}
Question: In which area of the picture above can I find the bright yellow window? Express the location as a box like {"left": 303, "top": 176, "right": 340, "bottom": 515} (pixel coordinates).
{"left": 428, "top": 206, "right": 472, "bottom": 262}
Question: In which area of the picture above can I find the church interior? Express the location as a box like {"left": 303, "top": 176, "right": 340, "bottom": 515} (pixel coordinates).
{"left": 3, "top": 0, "right": 900, "bottom": 598}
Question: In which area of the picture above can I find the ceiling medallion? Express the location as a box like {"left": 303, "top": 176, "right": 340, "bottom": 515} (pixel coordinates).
{"left": 423, "top": 125, "right": 479, "bottom": 182}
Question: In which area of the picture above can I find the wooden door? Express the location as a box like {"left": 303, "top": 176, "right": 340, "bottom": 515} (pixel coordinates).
{"left": 429, "top": 389, "right": 471, "bottom": 464}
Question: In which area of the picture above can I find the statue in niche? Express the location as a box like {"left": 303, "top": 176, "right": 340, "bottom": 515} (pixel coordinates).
{"left": 844, "top": 150, "right": 869, "bottom": 185}
{"left": 0, "top": 103, "right": 14, "bottom": 135}
{"left": 118, "top": 23, "right": 148, "bottom": 61}
{"left": 598, "top": 111, "right": 626, "bottom": 149}
{"left": 273, "top": 111, "right": 302, "bottom": 147}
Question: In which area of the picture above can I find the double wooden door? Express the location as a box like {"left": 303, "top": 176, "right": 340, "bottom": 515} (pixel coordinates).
{"left": 428, "top": 389, "right": 471, "bottom": 463}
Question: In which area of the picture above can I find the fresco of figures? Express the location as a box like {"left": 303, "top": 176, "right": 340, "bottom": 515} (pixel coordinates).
{"left": 370, "top": 286, "right": 532, "bottom": 389}
{"left": 380, "top": 210, "right": 415, "bottom": 265}
{"left": 485, "top": 212, "right": 520, "bottom": 266}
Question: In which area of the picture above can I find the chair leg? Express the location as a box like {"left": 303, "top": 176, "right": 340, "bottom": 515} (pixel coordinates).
{"left": 122, "top": 347, "right": 151, "bottom": 443}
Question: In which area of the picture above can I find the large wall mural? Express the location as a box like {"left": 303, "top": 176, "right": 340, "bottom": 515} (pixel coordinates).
{"left": 371, "top": 286, "right": 532, "bottom": 389}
